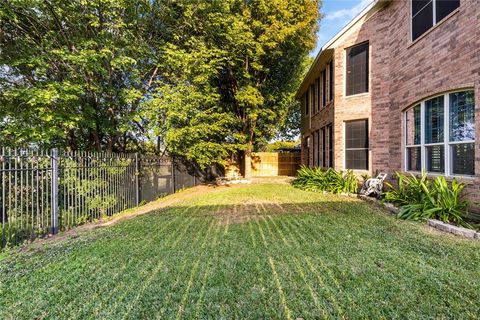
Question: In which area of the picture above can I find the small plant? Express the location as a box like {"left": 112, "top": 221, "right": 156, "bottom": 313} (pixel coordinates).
{"left": 361, "top": 173, "right": 371, "bottom": 182}
{"left": 384, "top": 172, "right": 469, "bottom": 226}
{"left": 384, "top": 172, "right": 429, "bottom": 206}
{"left": 293, "top": 166, "right": 358, "bottom": 194}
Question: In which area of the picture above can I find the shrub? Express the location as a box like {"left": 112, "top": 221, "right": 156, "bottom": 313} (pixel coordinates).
{"left": 292, "top": 166, "right": 358, "bottom": 194}
{"left": 384, "top": 172, "right": 469, "bottom": 226}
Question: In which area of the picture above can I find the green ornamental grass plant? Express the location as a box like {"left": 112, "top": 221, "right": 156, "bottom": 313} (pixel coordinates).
{"left": 292, "top": 165, "right": 358, "bottom": 194}
{"left": 384, "top": 172, "right": 469, "bottom": 226}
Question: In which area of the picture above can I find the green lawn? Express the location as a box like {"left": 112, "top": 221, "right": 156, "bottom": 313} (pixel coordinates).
{"left": 1, "top": 183, "right": 479, "bottom": 319}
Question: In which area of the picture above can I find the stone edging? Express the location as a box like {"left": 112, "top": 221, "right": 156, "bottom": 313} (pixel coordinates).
{"left": 426, "top": 219, "right": 479, "bottom": 239}
{"left": 357, "top": 194, "right": 480, "bottom": 240}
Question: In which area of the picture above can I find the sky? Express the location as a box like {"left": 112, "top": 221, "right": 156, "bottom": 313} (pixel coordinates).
{"left": 313, "top": 0, "right": 373, "bottom": 55}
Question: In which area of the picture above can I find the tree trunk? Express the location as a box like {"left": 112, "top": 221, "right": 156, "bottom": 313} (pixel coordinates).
{"left": 243, "top": 147, "right": 252, "bottom": 180}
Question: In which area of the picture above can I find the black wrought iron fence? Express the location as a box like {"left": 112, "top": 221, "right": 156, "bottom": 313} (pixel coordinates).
{"left": 0, "top": 148, "right": 204, "bottom": 247}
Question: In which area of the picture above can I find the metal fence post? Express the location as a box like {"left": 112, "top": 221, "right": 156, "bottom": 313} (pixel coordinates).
{"left": 135, "top": 153, "right": 140, "bottom": 206}
{"left": 1, "top": 147, "right": 5, "bottom": 246}
{"left": 51, "top": 148, "right": 59, "bottom": 234}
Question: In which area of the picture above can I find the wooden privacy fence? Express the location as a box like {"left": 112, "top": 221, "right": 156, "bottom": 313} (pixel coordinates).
{"left": 0, "top": 148, "right": 206, "bottom": 247}
{"left": 251, "top": 152, "right": 301, "bottom": 177}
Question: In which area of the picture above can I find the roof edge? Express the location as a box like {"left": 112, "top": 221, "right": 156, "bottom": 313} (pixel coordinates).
{"left": 296, "top": 0, "right": 390, "bottom": 98}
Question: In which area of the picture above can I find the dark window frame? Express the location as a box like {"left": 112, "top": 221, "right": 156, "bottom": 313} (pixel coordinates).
{"left": 321, "top": 127, "right": 326, "bottom": 167}
{"left": 316, "top": 77, "right": 322, "bottom": 111}
{"left": 345, "top": 119, "right": 369, "bottom": 170}
{"left": 345, "top": 42, "right": 369, "bottom": 96}
{"left": 328, "top": 124, "right": 334, "bottom": 167}
{"left": 306, "top": 136, "right": 311, "bottom": 167}
{"left": 322, "top": 69, "right": 327, "bottom": 106}
{"left": 411, "top": 0, "right": 460, "bottom": 41}
{"left": 305, "top": 90, "right": 309, "bottom": 115}
{"left": 329, "top": 60, "right": 334, "bottom": 102}
{"left": 310, "top": 84, "right": 315, "bottom": 116}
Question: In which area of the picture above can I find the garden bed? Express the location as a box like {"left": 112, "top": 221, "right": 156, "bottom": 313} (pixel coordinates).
{"left": 358, "top": 194, "right": 480, "bottom": 240}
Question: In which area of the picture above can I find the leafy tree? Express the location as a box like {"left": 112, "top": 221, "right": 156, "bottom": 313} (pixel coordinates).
{"left": 262, "top": 140, "right": 300, "bottom": 152}
{"left": 1, "top": 0, "right": 319, "bottom": 175}
{"left": 0, "top": 0, "right": 171, "bottom": 151}
{"left": 146, "top": 0, "right": 320, "bottom": 175}
{"left": 142, "top": 2, "right": 244, "bottom": 167}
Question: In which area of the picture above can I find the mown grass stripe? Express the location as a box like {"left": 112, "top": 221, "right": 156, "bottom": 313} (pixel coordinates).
{"left": 193, "top": 208, "right": 222, "bottom": 318}
{"left": 118, "top": 211, "right": 198, "bottom": 319}
{"left": 101, "top": 205, "right": 204, "bottom": 318}
{"left": 80, "top": 213, "right": 189, "bottom": 318}
{"left": 264, "top": 216, "right": 328, "bottom": 319}
{"left": 271, "top": 215, "right": 346, "bottom": 318}
{"left": 260, "top": 215, "right": 332, "bottom": 318}
{"left": 101, "top": 214, "right": 201, "bottom": 318}
{"left": 175, "top": 218, "right": 217, "bottom": 320}
{"left": 281, "top": 215, "right": 360, "bottom": 314}
{"left": 246, "top": 219, "right": 270, "bottom": 316}
{"left": 253, "top": 217, "right": 292, "bottom": 319}
{"left": 155, "top": 216, "right": 215, "bottom": 319}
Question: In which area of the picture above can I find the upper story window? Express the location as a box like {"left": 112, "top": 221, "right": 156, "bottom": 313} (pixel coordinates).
{"left": 412, "top": 0, "right": 460, "bottom": 41}
{"left": 405, "top": 90, "right": 475, "bottom": 176}
{"left": 304, "top": 90, "right": 309, "bottom": 115}
{"left": 310, "top": 84, "right": 316, "bottom": 114}
{"left": 346, "top": 42, "right": 369, "bottom": 96}
{"left": 315, "top": 59, "right": 334, "bottom": 110}
{"left": 322, "top": 69, "right": 327, "bottom": 106}
{"left": 329, "top": 60, "right": 334, "bottom": 101}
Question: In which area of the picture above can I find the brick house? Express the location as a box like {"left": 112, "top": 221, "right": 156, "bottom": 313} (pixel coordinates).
{"left": 297, "top": 0, "right": 480, "bottom": 204}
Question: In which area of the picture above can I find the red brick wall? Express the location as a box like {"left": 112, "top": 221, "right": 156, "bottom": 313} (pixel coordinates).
{"left": 301, "top": 0, "right": 480, "bottom": 204}
{"left": 385, "top": 0, "right": 480, "bottom": 204}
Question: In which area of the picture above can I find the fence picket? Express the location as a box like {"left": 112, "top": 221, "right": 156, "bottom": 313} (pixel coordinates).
{"left": 0, "top": 148, "right": 204, "bottom": 247}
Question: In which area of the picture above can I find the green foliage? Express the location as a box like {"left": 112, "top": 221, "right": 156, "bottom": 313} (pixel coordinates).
{"left": 360, "top": 173, "right": 371, "bottom": 182}
{"left": 0, "top": 0, "right": 173, "bottom": 151}
{"left": 1, "top": 0, "right": 320, "bottom": 167}
{"left": 384, "top": 172, "right": 428, "bottom": 206}
{"left": 261, "top": 140, "right": 299, "bottom": 152}
{"left": 384, "top": 172, "right": 469, "bottom": 225}
{"left": 292, "top": 165, "right": 358, "bottom": 194}
{"left": 143, "top": 0, "right": 320, "bottom": 166}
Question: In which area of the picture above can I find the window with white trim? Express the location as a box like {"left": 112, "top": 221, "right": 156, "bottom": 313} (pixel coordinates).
{"left": 405, "top": 90, "right": 475, "bottom": 176}
{"left": 411, "top": 0, "right": 460, "bottom": 41}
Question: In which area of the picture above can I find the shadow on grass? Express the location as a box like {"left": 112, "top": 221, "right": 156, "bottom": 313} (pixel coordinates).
{"left": 1, "top": 199, "right": 480, "bottom": 319}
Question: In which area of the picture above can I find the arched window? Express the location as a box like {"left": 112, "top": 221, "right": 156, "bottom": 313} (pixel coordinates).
{"left": 404, "top": 90, "right": 475, "bottom": 176}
